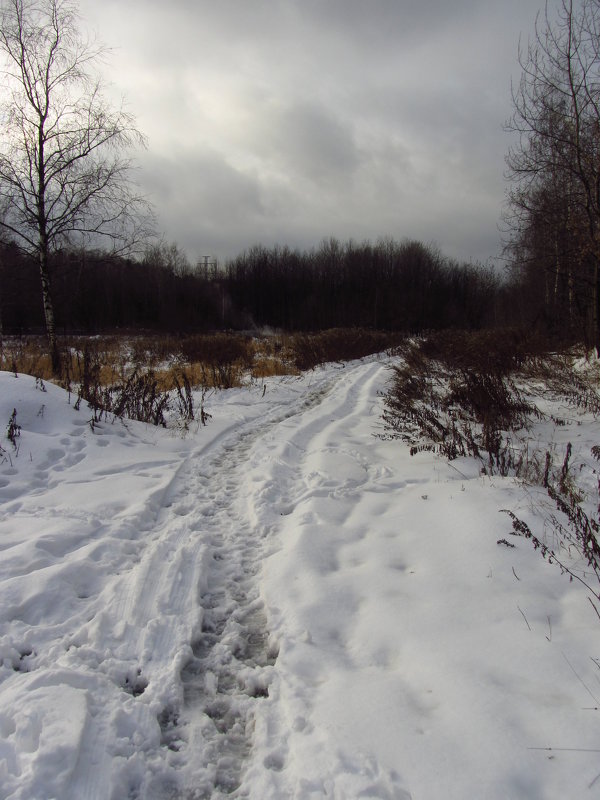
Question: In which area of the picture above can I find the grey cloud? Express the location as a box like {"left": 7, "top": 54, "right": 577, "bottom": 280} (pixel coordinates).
{"left": 80, "top": 0, "right": 544, "bottom": 266}
{"left": 252, "top": 100, "right": 360, "bottom": 186}
{"left": 139, "top": 150, "right": 266, "bottom": 256}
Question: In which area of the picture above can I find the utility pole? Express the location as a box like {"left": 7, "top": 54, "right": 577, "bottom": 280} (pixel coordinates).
{"left": 200, "top": 255, "right": 225, "bottom": 325}
{"left": 201, "top": 255, "right": 217, "bottom": 280}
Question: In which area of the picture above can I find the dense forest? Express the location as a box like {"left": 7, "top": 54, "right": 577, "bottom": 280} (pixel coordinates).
{"left": 0, "top": 237, "right": 533, "bottom": 339}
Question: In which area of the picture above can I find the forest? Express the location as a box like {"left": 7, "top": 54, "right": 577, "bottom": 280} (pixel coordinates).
{"left": 0, "top": 237, "right": 511, "bottom": 337}
{"left": 0, "top": 226, "right": 591, "bottom": 349}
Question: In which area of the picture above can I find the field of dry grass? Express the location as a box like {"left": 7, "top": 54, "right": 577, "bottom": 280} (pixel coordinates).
{"left": 0, "top": 329, "right": 402, "bottom": 391}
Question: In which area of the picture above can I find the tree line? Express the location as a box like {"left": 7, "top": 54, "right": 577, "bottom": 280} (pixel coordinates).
{"left": 0, "top": 237, "right": 510, "bottom": 336}
{"left": 224, "top": 239, "right": 502, "bottom": 333}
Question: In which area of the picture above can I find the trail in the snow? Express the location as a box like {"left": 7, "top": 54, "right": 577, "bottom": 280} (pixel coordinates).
{"left": 42, "top": 370, "right": 337, "bottom": 800}
{"left": 161, "top": 362, "right": 386, "bottom": 798}
{"left": 237, "top": 360, "right": 412, "bottom": 799}
{"left": 173, "top": 428, "right": 277, "bottom": 798}
{"left": 150, "top": 372, "right": 342, "bottom": 798}
{"left": 41, "top": 361, "right": 386, "bottom": 800}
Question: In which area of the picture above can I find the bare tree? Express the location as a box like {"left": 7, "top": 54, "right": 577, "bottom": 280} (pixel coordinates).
{"left": 506, "top": 0, "right": 600, "bottom": 353}
{"left": 0, "top": 0, "right": 152, "bottom": 372}
{"left": 143, "top": 241, "right": 192, "bottom": 278}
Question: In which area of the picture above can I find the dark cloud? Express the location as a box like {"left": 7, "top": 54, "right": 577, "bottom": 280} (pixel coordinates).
{"left": 138, "top": 150, "right": 267, "bottom": 258}
{"left": 80, "top": 0, "right": 543, "bottom": 266}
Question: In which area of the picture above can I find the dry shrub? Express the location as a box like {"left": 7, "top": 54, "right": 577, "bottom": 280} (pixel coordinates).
{"left": 1, "top": 338, "right": 56, "bottom": 380}
{"left": 155, "top": 363, "right": 202, "bottom": 390}
{"left": 291, "top": 329, "right": 404, "bottom": 371}
{"left": 253, "top": 333, "right": 290, "bottom": 359}
{"left": 111, "top": 371, "right": 170, "bottom": 427}
{"left": 179, "top": 334, "right": 253, "bottom": 366}
{"left": 4, "top": 329, "right": 409, "bottom": 396}
{"left": 73, "top": 344, "right": 170, "bottom": 426}
{"left": 520, "top": 350, "right": 600, "bottom": 413}
{"left": 503, "top": 445, "right": 600, "bottom": 619}
{"left": 127, "top": 335, "right": 181, "bottom": 367}
{"left": 176, "top": 334, "right": 253, "bottom": 389}
{"left": 251, "top": 357, "right": 298, "bottom": 379}
{"left": 250, "top": 333, "right": 297, "bottom": 377}
{"left": 418, "top": 328, "right": 544, "bottom": 375}
{"left": 383, "top": 330, "right": 543, "bottom": 473}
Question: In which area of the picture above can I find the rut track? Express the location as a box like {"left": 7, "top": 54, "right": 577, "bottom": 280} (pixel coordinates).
{"left": 68, "top": 361, "right": 385, "bottom": 799}
{"left": 157, "top": 372, "right": 344, "bottom": 798}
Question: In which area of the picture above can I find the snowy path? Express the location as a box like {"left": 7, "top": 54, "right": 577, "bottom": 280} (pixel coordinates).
{"left": 0, "top": 363, "right": 340, "bottom": 799}
{"left": 159, "top": 371, "right": 340, "bottom": 797}
{"left": 240, "top": 360, "right": 416, "bottom": 798}
{"left": 1, "top": 360, "right": 599, "bottom": 799}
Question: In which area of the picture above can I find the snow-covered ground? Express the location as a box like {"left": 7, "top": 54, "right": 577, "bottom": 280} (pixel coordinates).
{"left": 0, "top": 358, "right": 598, "bottom": 799}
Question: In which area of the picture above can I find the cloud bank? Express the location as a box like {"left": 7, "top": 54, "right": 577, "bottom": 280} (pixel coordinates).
{"left": 81, "top": 0, "right": 543, "bottom": 266}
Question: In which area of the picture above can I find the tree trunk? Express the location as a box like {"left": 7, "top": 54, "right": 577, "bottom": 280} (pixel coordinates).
{"left": 595, "top": 259, "right": 600, "bottom": 358}
{"left": 0, "top": 249, "right": 3, "bottom": 349}
{"left": 37, "top": 107, "right": 60, "bottom": 375}
{"left": 39, "top": 244, "right": 60, "bottom": 374}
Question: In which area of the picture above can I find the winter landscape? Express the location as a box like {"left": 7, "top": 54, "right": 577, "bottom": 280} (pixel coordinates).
{"left": 2, "top": 0, "right": 600, "bottom": 796}
{"left": 1, "top": 350, "right": 599, "bottom": 799}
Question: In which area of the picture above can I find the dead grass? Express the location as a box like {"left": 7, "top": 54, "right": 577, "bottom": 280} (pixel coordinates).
{"left": 251, "top": 357, "right": 298, "bottom": 379}
{"left": 2, "top": 329, "right": 400, "bottom": 389}
{"left": 1, "top": 339, "right": 56, "bottom": 380}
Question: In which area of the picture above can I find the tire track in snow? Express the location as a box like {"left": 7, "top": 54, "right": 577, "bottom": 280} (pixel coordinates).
{"left": 246, "top": 360, "right": 385, "bottom": 525}
{"left": 64, "top": 361, "right": 384, "bottom": 799}
{"left": 159, "top": 364, "right": 385, "bottom": 797}
{"left": 144, "top": 371, "right": 341, "bottom": 798}
{"left": 237, "top": 360, "right": 391, "bottom": 794}
{"left": 60, "top": 372, "right": 337, "bottom": 800}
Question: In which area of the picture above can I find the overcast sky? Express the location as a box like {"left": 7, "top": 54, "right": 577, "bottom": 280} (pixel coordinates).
{"left": 79, "top": 0, "right": 544, "bottom": 268}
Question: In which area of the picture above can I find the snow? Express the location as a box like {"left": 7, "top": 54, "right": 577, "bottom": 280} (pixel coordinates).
{"left": 0, "top": 359, "right": 599, "bottom": 799}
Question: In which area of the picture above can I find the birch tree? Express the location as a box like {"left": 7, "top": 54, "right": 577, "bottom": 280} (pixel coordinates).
{"left": 0, "top": 0, "right": 151, "bottom": 372}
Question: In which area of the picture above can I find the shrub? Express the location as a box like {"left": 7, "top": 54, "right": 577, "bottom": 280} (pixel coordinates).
{"left": 110, "top": 371, "right": 170, "bottom": 427}
{"left": 384, "top": 330, "right": 600, "bottom": 617}
{"left": 178, "top": 334, "right": 254, "bottom": 389}
{"left": 382, "top": 331, "right": 541, "bottom": 473}
{"left": 6, "top": 408, "right": 21, "bottom": 449}
{"left": 291, "top": 329, "right": 403, "bottom": 371}
{"left": 72, "top": 344, "right": 170, "bottom": 426}
{"left": 502, "top": 449, "right": 600, "bottom": 619}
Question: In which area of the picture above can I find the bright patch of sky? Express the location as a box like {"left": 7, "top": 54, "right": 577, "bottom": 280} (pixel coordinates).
{"left": 80, "top": 0, "right": 544, "bottom": 266}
